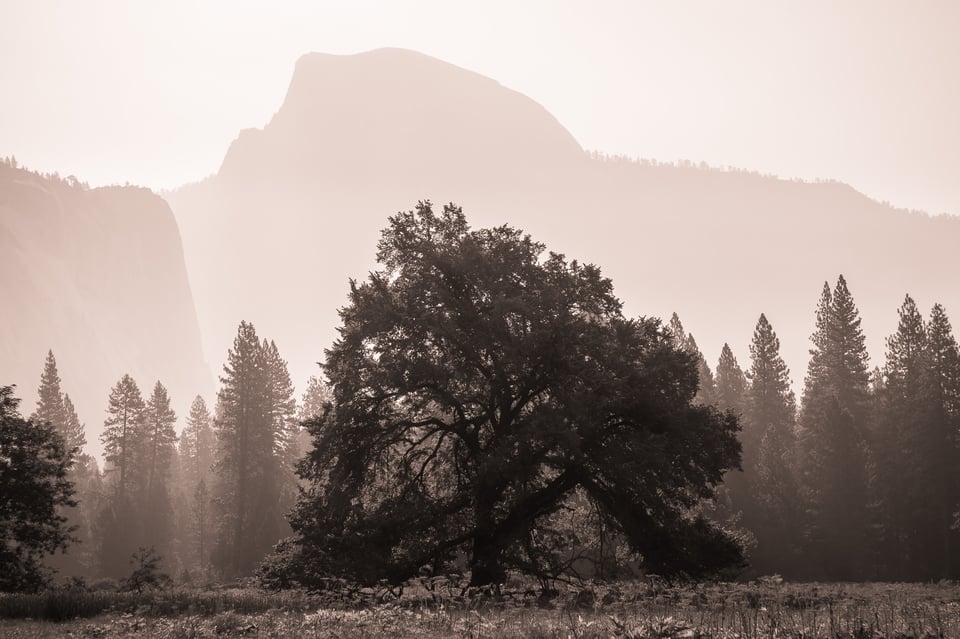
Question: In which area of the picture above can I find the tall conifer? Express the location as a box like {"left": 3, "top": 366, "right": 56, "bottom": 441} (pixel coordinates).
{"left": 140, "top": 382, "right": 178, "bottom": 565}
{"left": 299, "top": 376, "right": 332, "bottom": 423}
{"left": 685, "top": 333, "right": 717, "bottom": 406}
{"left": 31, "top": 353, "right": 91, "bottom": 576}
{"left": 797, "top": 275, "right": 871, "bottom": 579}
{"left": 925, "top": 304, "right": 960, "bottom": 576}
{"left": 744, "top": 313, "right": 798, "bottom": 572}
{"left": 716, "top": 343, "right": 747, "bottom": 415}
{"left": 101, "top": 375, "right": 146, "bottom": 501}
{"left": 98, "top": 374, "right": 146, "bottom": 577}
{"left": 212, "top": 322, "right": 292, "bottom": 578}
{"left": 32, "top": 350, "right": 68, "bottom": 445}
{"left": 61, "top": 394, "right": 87, "bottom": 454}
{"left": 178, "top": 396, "right": 215, "bottom": 578}
{"left": 668, "top": 312, "right": 687, "bottom": 352}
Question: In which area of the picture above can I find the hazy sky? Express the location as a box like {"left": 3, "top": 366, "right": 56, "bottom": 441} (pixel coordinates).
{"left": 1, "top": 1, "right": 958, "bottom": 216}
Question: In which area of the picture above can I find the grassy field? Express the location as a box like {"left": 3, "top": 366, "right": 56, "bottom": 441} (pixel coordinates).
{"left": 1, "top": 580, "right": 958, "bottom": 638}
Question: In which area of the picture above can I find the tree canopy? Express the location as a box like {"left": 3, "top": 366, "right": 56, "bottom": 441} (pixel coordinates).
{"left": 287, "top": 202, "right": 744, "bottom": 587}
{"left": 32, "top": 350, "right": 86, "bottom": 454}
{"left": 0, "top": 386, "right": 76, "bottom": 591}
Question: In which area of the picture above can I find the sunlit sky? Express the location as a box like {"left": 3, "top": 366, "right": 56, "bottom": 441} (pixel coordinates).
{"left": 1, "top": 0, "right": 958, "bottom": 215}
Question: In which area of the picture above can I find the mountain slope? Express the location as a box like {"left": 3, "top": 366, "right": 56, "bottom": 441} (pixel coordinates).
{"left": 169, "top": 48, "right": 960, "bottom": 389}
{"left": 0, "top": 163, "right": 211, "bottom": 457}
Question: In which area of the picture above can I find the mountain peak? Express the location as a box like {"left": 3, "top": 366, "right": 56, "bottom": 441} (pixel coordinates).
{"left": 172, "top": 50, "right": 960, "bottom": 422}
{"left": 287, "top": 48, "right": 505, "bottom": 101}
{"left": 217, "top": 48, "right": 585, "bottom": 188}
{"left": 292, "top": 47, "right": 459, "bottom": 70}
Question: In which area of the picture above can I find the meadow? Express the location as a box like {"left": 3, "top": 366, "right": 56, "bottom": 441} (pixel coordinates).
{"left": 1, "top": 579, "right": 958, "bottom": 638}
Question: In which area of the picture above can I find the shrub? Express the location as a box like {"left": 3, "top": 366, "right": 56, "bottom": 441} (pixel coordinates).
{"left": 121, "top": 547, "right": 172, "bottom": 594}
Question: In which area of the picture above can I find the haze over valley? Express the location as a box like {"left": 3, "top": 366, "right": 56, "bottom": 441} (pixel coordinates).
{"left": 4, "top": 46, "right": 959, "bottom": 455}
{"left": 4, "top": 4, "right": 960, "bottom": 625}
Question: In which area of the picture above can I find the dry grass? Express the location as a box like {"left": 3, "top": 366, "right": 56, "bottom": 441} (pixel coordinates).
{"left": 1, "top": 580, "right": 958, "bottom": 637}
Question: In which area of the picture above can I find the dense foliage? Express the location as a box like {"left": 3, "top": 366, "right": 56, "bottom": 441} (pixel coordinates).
{"left": 285, "top": 202, "right": 744, "bottom": 587}
{"left": 211, "top": 322, "right": 299, "bottom": 579}
{"left": 0, "top": 386, "right": 76, "bottom": 591}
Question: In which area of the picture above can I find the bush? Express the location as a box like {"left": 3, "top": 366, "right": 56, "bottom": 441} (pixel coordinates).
{"left": 257, "top": 538, "right": 305, "bottom": 590}
{"left": 121, "top": 547, "right": 172, "bottom": 594}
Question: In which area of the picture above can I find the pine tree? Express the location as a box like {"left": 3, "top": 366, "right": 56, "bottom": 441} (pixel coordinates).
{"left": 262, "top": 340, "right": 299, "bottom": 543}
{"left": 180, "top": 396, "right": 215, "bottom": 491}
{"left": 925, "top": 304, "right": 960, "bottom": 576}
{"left": 211, "top": 325, "right": 305, "bottom": 578}
{"left": 30, "top": 353, "right": 90, "bottom": 577}
{"left": 295, "top": 376, "right": 332, "bottom": 460}
{"left": 828, "top": 276, "right": 872, "bottom": 419}
{"left": 263, "top": 340, "right": 297, "bottom": 460}
{"left": 177, "top": 397, "right": 214, "bottom": 578}
{"left": 796, "top": 275, "right": 871, "bottom": 579}
{"left": 744, "top": 313, "right": 798, "bottom": 573}
{"left": 298, "top": 376, "right": 332, "bottom": 423}
{"left": 61, "top": 394, "right": 87, "bottom": 454}
{"left": 712, "top": 343, "right": 750, "bottom": 530}
{"left": 869, "top": 366, "right": 885, "bottom": 396}
{"left": 876, "top": 300, "right": 960, "bottom": 579}
{"left": 140, "top": 382, "right": 178, "bottom": 566}
{"left": 69, "top": 452, "right": 103, "bottom": 574}
{"left": 867, "top": 295, "right": 960, "bottom": 579}
{"left": 668, "top": 312, "right": 687, "bottom": 352}
{"left": 715, "top": 343, "right": 747, "bottom": 415}
{"left": 803, "top": 283, "right": 832, "bottom": 402}
{"left": 212, "top": 322, "right": 279, "bottom": 578}
{"left": 191, "top": 478, "right": 211, "bottom": 581}
{"left": 143, "top": 382, "right": 178, "bottom": 491}
{"left": 746, "top": 315, "right": 796, "bottom": 480}
{"left": 684, "top": 333, "right": 717, "bottom": 406}
{"left": 32, "top": 350, "right": 68, "bottom": 446}
{"left": 101, "top": 375, "right": 146, "bottom": 502}
{"left": 98, "top": 374, "right": 146, "bottom": 578}
{"left": 927, "top": 304, "right": 960, "bottom": 419}
{"left": 874, "top": 296, "right": 927, "bottom": 577}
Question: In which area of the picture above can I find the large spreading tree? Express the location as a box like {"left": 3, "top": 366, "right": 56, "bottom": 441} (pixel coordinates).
{"left": 286, "top": 202, "right": 744, "bottom": 588}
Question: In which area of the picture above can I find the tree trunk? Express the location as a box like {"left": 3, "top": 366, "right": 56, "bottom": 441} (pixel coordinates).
{"left": 469, "top": 532, "right": 506, "bottom": 587}
{"left": 470, "top": 485, "right": 505, "bottom": 587}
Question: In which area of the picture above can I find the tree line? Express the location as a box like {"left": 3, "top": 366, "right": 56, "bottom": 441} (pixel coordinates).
{"left": 672, "top": 275, "right": 960, "bottom": 581}
{"left": 278, "top": 205, "right": 960, "bottom": 587}
{"left": 4, "top": 333, "right": 329, "bottom": 588}
{"left": 3, "top": 203, "right": 959, "bottom": 589}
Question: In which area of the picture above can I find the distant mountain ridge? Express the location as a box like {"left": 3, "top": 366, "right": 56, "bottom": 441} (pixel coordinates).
{"left": 6, "top": 48, "right": 955, "bottom": 463}
{"left": 0, "top": 162, "right": 212, "bottom": 457}
{"left": 168, "top": 48, "right": 960, "bottom": 392}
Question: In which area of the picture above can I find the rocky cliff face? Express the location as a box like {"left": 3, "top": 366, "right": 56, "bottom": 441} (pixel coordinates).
{"left": 170, "top": 48, "right": 960, "bottom": 389}
{"left": 1, "top": 164, "right": 211, "bottom": 456}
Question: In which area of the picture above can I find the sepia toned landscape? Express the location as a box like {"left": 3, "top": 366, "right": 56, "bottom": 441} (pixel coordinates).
{"left": 2, "top": 2, "right": 960, "bottom": 637}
